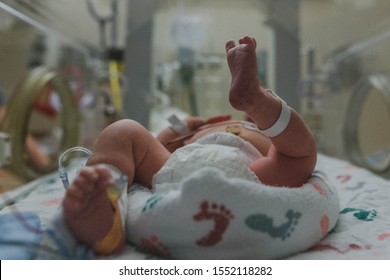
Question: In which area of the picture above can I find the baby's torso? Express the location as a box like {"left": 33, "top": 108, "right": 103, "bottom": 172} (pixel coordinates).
{"left": 182, "top": 121, "right": 271, "bottom": 156}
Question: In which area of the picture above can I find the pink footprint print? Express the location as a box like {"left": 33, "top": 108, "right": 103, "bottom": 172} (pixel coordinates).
{"left": 312, "top": 182, "right": 326, "bottom": 196}
{"left": 321, "top": 215, "right": 330, "bottom": 236}
{"left": 378, "top": 233, "right": 390, "bottom": 241}
{"left": 311, "top": 243, "right": 370, "bottom": 254}
{"left": 193, "top": 200, "right": 234, "bottom": 246}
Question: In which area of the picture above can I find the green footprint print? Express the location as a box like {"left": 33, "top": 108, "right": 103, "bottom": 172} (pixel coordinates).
{"left": 245, "top": 210, "right": 302, "bottom": 240}
{"left": 340, "top": 208, "right": 377, "bottom": 221}
{"left": 142, "top": 195, "right": 163, "bottom": 213}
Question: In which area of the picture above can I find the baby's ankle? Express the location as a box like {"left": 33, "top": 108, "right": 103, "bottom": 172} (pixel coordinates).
{"left": 242, "top": 88, "right": 268, "bottom": 114}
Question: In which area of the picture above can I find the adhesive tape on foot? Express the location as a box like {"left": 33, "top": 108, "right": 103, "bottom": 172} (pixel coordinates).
{"left": 93, "top": 198, "right": 123, "bottom": 255}
{"left": 259, "top": 94, "right": 291, "bottom": 138}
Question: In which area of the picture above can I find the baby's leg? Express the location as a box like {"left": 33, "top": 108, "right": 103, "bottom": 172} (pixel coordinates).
{"left": 226, "top": 36, "right": 316, "bottom": 187}
{"left": 62, "top": 120, "right": 170, "bottom": 253}
{"left": 86, "top": 119, "right": 170, "bottom": 188}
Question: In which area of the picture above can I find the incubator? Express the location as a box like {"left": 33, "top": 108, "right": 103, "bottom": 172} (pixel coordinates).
{"left": 300, "top": 29, "right": 390, "bottom": 177}
{"left": 0, "top": 132, "right": 11, "bottom": 167}
{"left": 1, "top": 0, "right": 390, "bottom": 262}
{"left": 0, "top": 0, "right": 126, "bottom": 186}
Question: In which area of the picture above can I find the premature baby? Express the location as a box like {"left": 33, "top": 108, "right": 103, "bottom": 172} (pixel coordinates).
{"left": 61, "top": 36, "right": 317, "bottom": 255}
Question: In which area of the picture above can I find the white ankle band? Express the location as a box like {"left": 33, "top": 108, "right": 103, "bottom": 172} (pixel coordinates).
{"left": 259, "top": 92, "right": 291, "bottom": 138}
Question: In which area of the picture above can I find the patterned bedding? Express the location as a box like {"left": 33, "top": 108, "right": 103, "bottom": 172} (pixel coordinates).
{"left": 0, "top": 154, "right": 389, "bottom": 259}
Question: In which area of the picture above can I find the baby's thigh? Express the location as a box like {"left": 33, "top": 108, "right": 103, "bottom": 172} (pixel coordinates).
{"left": 89, "top": 119, "right": 170, "bottom": 187}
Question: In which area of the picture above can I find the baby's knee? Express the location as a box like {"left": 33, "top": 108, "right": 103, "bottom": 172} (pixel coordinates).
{"left": 89, "top": 119, "right": 149, "bottom": 165}
{"left": 103, "top": 119, "right": 147, "bottom": 138}
{"left": 93, "top": 119, "right": 148, "bottom": 151}
{"left": 107, "top": 119, "right": 142, "bottom": 130}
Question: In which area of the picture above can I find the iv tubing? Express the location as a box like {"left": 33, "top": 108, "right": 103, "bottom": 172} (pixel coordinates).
{"left": 58, "top": 147, "right": 92, "bottom": 190}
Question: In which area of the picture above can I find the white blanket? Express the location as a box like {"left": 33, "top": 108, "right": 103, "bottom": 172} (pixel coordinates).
{"left": 3, "top": 154, "right": 390, "bottom": 259}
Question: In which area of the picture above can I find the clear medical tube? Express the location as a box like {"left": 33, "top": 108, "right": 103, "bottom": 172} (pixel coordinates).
{"left": 58, "top": 147, "right": 92, "bottom": 189}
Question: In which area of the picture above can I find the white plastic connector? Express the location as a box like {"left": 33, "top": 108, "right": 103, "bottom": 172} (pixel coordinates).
{"left": 167, "top": 114, "right": 190, "bottom": 135}
{"left": 0, "top": 132, "right": 11, "bottom": 167}
{"left": 58, "top": 146, "right": 92, "bottom": 190}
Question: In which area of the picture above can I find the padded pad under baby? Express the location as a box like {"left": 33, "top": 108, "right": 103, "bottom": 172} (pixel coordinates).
{"left": 125, "top": 167, "right": 339, "bottom": 259}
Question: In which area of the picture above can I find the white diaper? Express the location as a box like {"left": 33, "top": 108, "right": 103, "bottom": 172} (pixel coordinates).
{"left": 152, "top": 132, "right": 261, "bottom": 192}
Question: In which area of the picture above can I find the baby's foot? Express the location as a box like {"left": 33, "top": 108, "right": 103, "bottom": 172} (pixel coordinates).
{"left": 62, "top": 165, "right": 124, "bottom": 252}
{"left": 140, "top": 235, "right": 172, "bottom": 259}
{"left": 226, "top": 36, "right": 261, "bottom": 112}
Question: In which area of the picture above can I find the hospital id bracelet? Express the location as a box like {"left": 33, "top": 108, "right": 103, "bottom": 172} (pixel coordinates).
{"left": 258, "top": 91, "right": 291, "bottom": 138}
{"left": 167, "top": 114, "right": 190, "bottom": 135}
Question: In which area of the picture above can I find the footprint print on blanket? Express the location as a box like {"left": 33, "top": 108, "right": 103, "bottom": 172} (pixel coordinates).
{"left": 245, "top": 210, "right": 302, "bottom": 240}
{"left": 193, "top": 200, "right": 234, "bottom": 246}
{"left": 142, "top": 194, "right": 164, "bottom": 213}
{"left": 340, "top": 207, "right": 377, "bottom": 221}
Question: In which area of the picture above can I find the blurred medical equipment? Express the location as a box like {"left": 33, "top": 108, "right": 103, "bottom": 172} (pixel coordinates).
{"left": 0, "top": 132, "right": 11, "bottom": 168}
{"left": 298, "top": 48, "right": 328, "bottom": 151}
{"left": 299, "top": 29, "right": 390, "bottom": 177}
{"left": 85, "top": 0, "right": 124, "bottom": 118}
{"left": 1, "top": 67, "right": 79, "bottom": 179}
{"left": 344, "top": 74, "right": 390, "bottom": 176}
{"left": 0, "top": 88, "right": 11, "bottom": 168}
{"left": 170, "top": 14, "right": 207, "bottom": 116}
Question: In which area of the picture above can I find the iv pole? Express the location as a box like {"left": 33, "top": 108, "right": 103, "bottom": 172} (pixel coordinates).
{"left": 85, "top": 0, "right": 118, "bottom": 54}
{"left": 85, "top": 0, "right": 124, "bottom": 116}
